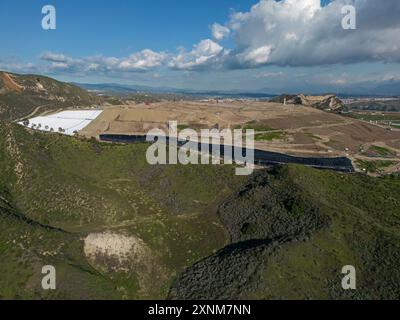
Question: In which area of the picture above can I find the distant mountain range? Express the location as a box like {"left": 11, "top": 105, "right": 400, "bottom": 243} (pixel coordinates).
{"left": 72, "top": 82, "right": 277, "bottom": 99}
{"left": 73, "top": 80, "right": 400, "bottom": 98}
{"left": 71, "top": 82, "right": 175, "bottom": 95}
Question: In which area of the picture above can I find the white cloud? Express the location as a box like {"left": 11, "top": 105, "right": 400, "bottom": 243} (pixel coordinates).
{"left": 235, "top": 46, "right": 272, "bottom": 67}
{"left": 211, "top": 23, "right": 230, "bottom": 41}
{"left": 225, "top": 0, "right": 400, "bottom": 68}
{"left": 162, "top": 0, "right": 400, "bottom": 71}
{"left": 40, "top": 52, "right": 72, "bottom": 63}
{"left": 117, "top": 50, "right": 166, "bottom": 71}
{"left": 169, "top": 39, "right": 228, "bottom": 70}
{"left": 40, "top": 49, "right": 166, "bottom": 74}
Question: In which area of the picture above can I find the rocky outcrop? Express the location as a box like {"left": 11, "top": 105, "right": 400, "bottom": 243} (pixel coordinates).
{"left": 272, "top": 93, "right": 347, "bottom": 112}
{"left": 298, "top": 94, "right": 345, "bottom": 111}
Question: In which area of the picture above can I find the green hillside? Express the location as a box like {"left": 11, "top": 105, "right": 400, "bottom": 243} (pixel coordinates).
{"left": 0, "top": 122, "right": 399, "bottom": 299}
{"left": 0, "top": 122, "right": 243, "bottom": 299}
{"left": 0, "top": 71, "right": 101, "bottom": 120}
{"left": 169, "top": 166, "right": 400, "bottom": 300}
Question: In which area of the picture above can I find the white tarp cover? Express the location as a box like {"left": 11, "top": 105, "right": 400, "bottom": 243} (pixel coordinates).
{"left": 19, "top": 110, "right": 103, "bottom": 136}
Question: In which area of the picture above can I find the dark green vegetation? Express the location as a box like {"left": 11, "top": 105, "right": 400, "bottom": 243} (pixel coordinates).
{"left": 169, "top": 166, "right": 400, "bottom": 300}
{"left": 1, "top": 122, "right": 400, "bottom": 299}
{"left": 0, "top": 71, "right": 101, "bottom": 121}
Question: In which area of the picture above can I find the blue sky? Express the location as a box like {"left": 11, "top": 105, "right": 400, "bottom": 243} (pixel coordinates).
{"left": 1, "top": 0, "right": 400, "bottom": 93}
{"left": 0, "top": 0, "right": 255, "bottom": 59}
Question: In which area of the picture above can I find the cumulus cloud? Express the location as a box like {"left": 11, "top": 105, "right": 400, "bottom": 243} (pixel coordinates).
{"left": 225, "top": 0, "right": 400, "bottom": 68}
{"left": 40, "top": 49, "right": 166, "bottom": 74}
{"left": 167, "top": 0, "right": 400, "bottom": 70}
{"left": 40, "top": 52, "right": 72, "bottom": 63}
{"left": 116, "top": 50, "right": 166, "bottom": 71}
{"left": 211, "top": 23, "right": 231, "bottom": 41}
{"left": 168, "top": 39, "right": 229, "bottom": 70}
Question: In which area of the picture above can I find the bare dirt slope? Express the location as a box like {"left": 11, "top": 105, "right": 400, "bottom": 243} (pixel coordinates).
{"left": 0, "top": 72, "right": 23, "bottom": 93}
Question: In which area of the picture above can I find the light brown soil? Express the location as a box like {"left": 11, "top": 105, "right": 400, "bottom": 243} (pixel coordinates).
{"left": 84, "top": 231, "right": 169, "bottom": 298}
{"left": 1, "top": 72, "right": 23, "bottom": 92}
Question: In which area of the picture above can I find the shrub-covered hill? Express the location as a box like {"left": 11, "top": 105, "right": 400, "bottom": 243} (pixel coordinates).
{"left": 169, "top": 166, "right": 400, "bottom": 300}
{"left": 0, "top": 122, "right": 244, "bottom": 299}
{"left": 1, "top": 122, "right": 399, "bottom": 299}
{"left": 0, "top": 71, "right": 101, "bottom": 120}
